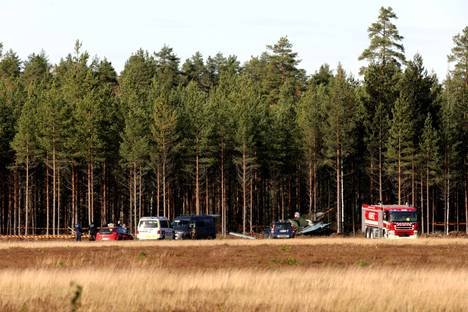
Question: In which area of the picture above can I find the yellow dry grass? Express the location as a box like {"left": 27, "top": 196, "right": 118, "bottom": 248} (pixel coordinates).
{"left": 1, "top": 238, "right": 466, "bottom": 311}
{"left": 0, "top": 237, "right": 466, "bottom": 249}
{"left": 0, "top": 267, "right": 466, "bottom": 311}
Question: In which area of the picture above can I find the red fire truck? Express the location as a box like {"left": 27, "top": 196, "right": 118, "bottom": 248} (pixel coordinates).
{"left": 362, "top": 204, "right": 418, "bottom": 238}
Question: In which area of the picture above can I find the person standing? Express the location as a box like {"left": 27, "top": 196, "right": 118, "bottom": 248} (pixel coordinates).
{"left": 75, "top": 224, "right": 82, "bottom": 241}
{"left": 89, "top": 223, "right": 96, "bottom": 241}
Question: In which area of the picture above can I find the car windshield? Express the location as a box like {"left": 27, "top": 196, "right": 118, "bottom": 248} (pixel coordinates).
{"left": 274, "top": 223, "right": 291, "bottom": 230}
{"left": 172, "top": 220, "right": 190, "bottom": 228}
{"left": 390, "top": 211, "right": 417, "bottom": 222}
{"left": 159, "top": 220, "right": 169, "bottom": 228}
{"left": 139, "top": 220, "right": 158, "bottom": 228}
{"left": 99, "top": 228, "right": 115, "bottom": 234}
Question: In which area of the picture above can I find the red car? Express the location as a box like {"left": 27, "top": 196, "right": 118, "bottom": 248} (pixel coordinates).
{"left": 96, "top": 227, "right": 134, "bottom": 241}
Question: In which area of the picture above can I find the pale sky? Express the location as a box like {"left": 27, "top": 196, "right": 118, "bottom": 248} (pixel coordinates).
{"left": 0, "top": 0, "right": 466, "bottom": 80}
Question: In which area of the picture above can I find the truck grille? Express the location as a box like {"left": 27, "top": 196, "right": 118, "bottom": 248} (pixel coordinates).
{"left": 395, "top": 225, "right": 412, "bottom": 230}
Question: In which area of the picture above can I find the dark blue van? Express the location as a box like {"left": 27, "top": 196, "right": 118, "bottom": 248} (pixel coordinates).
{"left": 172, "top": 215, "right": 216, "bottom": 240}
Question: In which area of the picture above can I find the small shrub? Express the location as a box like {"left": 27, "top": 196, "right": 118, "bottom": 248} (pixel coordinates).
{"left": 271, "top": 257, "right": 299, "bottom": 266}
{"left": 56, "top": 260, "right": 64, "bottom": 268}
{"left": 137, "top": 251, "right": 147, "bottom": 260}
{"left": 357, "top": 259, "right": 369, "bottom": 267}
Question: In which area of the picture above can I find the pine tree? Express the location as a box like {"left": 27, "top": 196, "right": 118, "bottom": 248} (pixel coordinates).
{"left": 37, "top": 83, "right": 67, "bottom": 234}
{"left": 233, "top": 75, "right": 260, "bottom": 234}
{"left": 11, "top": 98, "right": 40, "bottom": 235}
{"left": 179, "top": 81, "right": 209, "bottom": 215}
{"left": 359, "top": 6, "right": 405, "bottom": 68}
{"left": 419, "top": 114, "right": 440, "bottom": 234}
{"left": 0, "top": 47, "right": 23, "bottom": 235}
{"left": 324, "top": 65, "right": 357, "bottom": 233}
{"left": 447, "top": 26, "right": 468, "bottom": 233}
{"left": 265, "top": 37, "right": 305, "bottom": 104}
{"left": 119, "top": 49, "right": 155, "bottom": 230}
{"left": 360, "top": 7, "right": 405, "bottom": 203}
{"left": 448, "top": 26, "right": 468, "bottom": 84}
{"left": 155, "top": 46, "right": 180, "bottom": 91}
{"left": 181, "top": 52, "right": 211, "bottom": 90}
{"left": 385, "top": 96, "right": 415, "bottom": 205}
{"left": 297, "top": 83, "right": 326, "bottom": 218}
{"left": 95, "top": 59, "right": 122, "bottom": 226}
{"left": 150, "top": 83, "right": 178, "bottom": 218}
{"left": 206, "top": 72, "right": 236, "bottom": 235}
{"left": 440, "top": 93, "right": 461, "bottom": 235}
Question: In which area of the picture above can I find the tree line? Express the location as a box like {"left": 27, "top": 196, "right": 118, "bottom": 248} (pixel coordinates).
{"left": 0, "top": 7, "right": 466, "bottom": 235}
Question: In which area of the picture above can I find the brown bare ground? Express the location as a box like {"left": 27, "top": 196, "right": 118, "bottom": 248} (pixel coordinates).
{"left": 0, "top": 237, "right": 466, "bottom": 270}
{"left": 0, "top": 238, "right": 467, "bottom": 311}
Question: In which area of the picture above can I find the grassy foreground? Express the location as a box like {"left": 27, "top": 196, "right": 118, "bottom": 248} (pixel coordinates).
{"left": 0, "top": 238, "right": 467, "bottom": 311}
{"left": 0, "top": 268, "right": 466, "bottom": 311}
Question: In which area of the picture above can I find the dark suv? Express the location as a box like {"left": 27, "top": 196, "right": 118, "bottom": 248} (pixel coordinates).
{"left": 172, "top": 215, "right": 216, "bottom": 239}
{"left": 269, "top": 221, "right": 295, "bottom": 239}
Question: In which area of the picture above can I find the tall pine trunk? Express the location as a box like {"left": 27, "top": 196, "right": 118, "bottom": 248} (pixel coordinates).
{"left": 195, "top": 151, "right": 200, "bottom": 215}
{"left": 72, "top": 162, "right": 76, "bottom": 227}
{"left": 128, "top": 169, "right": 133, "bottom": 228}
{"left": 242, "top": 143, "right": 247, "bottom": 234}
{"left": 379, "top": 140, "right": 383, "bottom": 203}
{"left": 205, "top": 170, "right": 209, "bottom": 215}
{"left": 447, "top": 178, "right": 450, "bottom": 235}
{"left": 426, "top": 167, "right": 430, "bottom": 234}
{"left": 52, "top": 149, "right": 56, "bottom": 235}
{"left": 336, "top": 147, "right": 341, "bottom": 234}
{"left": 411, "top": 157, "right": 415, "bottom": 206}
{"left": 397, "top": 140, "right": 401, "bottom": 205}
{"left": 101, "top": 162, "right": 107, "bottom": 226}
{"left": 25, "top": 154, "right": 29, "bottom": 236}
{"left": 221, "top": 143, "right": 226, "bottom": 236}
{"left": 91, "top": 162, "right": 94, "bottom": 224}
{"left": 313, "top": 161, "right": 317, "bottom": 220}
{"left": 250, "top": 169, "right": 253, "bottom": 233}
{"left": 465, "top": 174, "right": 467, "bottom": 234}
{"left": 420, "top": 173, "right": 424, "bottom": 234}
{"left": 139, "top": 165, "right": 142, "bottom": 220}
{"left": 87, "top": 161, "right": 94, "bottom": 226}
{"left": 156, "top": 164, "right": 160, "bottom": 216}
{"left": 57, "top": 166, "right": 61, "bottom": 234}
{"left": 163, "top": 157, "right": 167, "bottom": 218}
{"left": 308, "top": 160, "right": 313, "bottom": 216}
{"left": 133, "top": 162, "right": 137, "bottom": 233}
{"left": 13, "top": 169, "right": 18, "bottom": 235}
{"left": 341, "top": 156, "right": 344, "bottom": 232}
{"left": 46, "top": 157, "right": 50, "bottom": 235}
{"left": 370, "top": 155, "right": 374, "bottom": 203}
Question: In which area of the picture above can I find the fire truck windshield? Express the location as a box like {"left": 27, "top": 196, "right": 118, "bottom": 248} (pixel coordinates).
{"left": 389, "top": 211, "right": 417, "bottom": 222}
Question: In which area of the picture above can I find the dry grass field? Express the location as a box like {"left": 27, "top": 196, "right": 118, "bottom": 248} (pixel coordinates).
{"left": 0, "top": 238, "right": 467, "bottom": 311}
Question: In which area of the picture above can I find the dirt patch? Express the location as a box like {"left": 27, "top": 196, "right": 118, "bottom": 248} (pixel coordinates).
{"left": 1, "top": 241, "right": 466, "bottom": 270}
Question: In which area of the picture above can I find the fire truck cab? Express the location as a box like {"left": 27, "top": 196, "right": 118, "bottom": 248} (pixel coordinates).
{"left": 362, "top": 204, "right": 418, "bottom": 239}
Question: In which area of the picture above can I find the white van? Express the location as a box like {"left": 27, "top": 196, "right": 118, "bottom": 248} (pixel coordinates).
{"left": 137, "top": 217, "right": 174, "bottom": 240}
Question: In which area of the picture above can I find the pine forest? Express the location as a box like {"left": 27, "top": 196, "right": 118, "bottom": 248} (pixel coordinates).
{"left": 0, "top": 7, "right": 466, "bottom": 236}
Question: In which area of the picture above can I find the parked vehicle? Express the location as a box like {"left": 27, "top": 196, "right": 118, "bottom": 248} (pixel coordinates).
{"left": 269, "top": 221, "right": 295, "bottom": 239}
{"left": 137, "top": 216, "right": 174, "bottom": 240}
{"left": 172, "top": 215, "right": 216, "bottom": 239}
{"left": 96, "top": 226, "right": 133, "bottom": 241}
{"left": 362, "top": 204, "right": 418, "bottom": 238}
